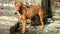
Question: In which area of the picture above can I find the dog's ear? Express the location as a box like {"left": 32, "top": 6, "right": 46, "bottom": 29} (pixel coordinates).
{"left": 14, "top": 1, "right": 17, "bottom": 5}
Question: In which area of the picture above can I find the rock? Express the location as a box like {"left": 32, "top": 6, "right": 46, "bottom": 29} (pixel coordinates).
{"left": 44, "top": 21, "right": 60, "bottom": 34}
{"left": 0, "top": 20, "right": 19, "bottom": 34}
{"left": 0, "top": 10, "right": 16, "bottom": 16}
{"left": 0, "top": 16, "right": 18, "bottom": 21}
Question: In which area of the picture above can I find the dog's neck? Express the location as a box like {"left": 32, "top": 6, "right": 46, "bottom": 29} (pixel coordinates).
{"left": 18, "top": 6, "right": 23, "bottom": 14}
{"left": 18, "top": 6, "right": 27, "bottom": 14}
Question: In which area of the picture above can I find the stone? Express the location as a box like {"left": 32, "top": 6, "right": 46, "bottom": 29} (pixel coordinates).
{"left": 44, "top": 21, "right": 60, "bottom": 33}
{"left": 0, "top": 20, "right": 19, "bottom": 34}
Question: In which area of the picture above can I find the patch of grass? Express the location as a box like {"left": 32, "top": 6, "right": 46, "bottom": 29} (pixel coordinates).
{"left": 42, "top": 31, "right": 45, "bottom": 34}
{"left": 56, "top": 31, "right": 60, "bottom": 34}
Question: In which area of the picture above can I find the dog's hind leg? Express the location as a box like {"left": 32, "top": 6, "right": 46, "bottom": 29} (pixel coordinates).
{"left": 38, "top": 8, "right": 44, "bottom": 29}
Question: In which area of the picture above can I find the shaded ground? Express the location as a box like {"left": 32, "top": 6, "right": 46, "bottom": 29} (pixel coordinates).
{"left": 15, "top": 20, "right": 60, "bottom": 34}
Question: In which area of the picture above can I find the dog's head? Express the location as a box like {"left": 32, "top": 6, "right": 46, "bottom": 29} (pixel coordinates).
{"left": 14, "top": 2, "right": 22, "bottom": 11}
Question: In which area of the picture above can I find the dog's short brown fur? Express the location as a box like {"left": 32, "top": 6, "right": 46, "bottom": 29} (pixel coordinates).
{"left": 14, "top": 2, "right": 44, "bottom": 34}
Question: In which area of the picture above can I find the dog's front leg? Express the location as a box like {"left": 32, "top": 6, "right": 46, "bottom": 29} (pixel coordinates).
{"left": 21, "top": 15, "right": 27, "bottom": 34}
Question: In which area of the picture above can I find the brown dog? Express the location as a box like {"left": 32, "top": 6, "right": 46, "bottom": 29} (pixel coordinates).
{"left": 14, "top": 2, "right": 44, "bottom": 34}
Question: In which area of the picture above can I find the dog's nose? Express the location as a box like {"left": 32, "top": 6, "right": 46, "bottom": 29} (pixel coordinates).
{"left": 14, "top": 12, "right": 17, "bottom": 15}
